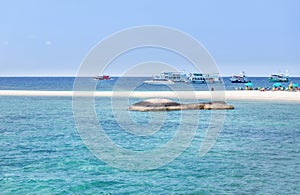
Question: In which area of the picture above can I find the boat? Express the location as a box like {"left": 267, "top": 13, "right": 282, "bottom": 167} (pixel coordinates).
{"left": 268, "top": 74, "right": 289, "bottom": 82}
{"left": 144, "top": 76, "right": 175, "bottom": 85}
{"left": 160, "top": 72, "right": 188, "bottom": 83}
{"left": 268, "top": 70, "right": 289, "bottom": 82}
{"left": 230, "top": 72, "right": 250, "bottom": 83}
{"left": 93, "top": 75, "right": 111, "bottom": 80}
{"left": 188, "top": 72, "right": 222, "bottom": 84}
{"left": 144, "top": 72, "right": 187, "bottom": 85}
{"left": 188, "top": 73, "right": 206, "bottom": 84}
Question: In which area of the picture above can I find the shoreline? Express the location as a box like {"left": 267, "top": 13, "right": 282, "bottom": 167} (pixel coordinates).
{"left": 0, "top": 90, "right": 300, "bottom": 102}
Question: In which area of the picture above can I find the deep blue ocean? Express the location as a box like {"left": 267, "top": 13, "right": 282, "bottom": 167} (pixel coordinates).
{"left": 1, "top": 77, "right": 300, "bottom": 194}
{"left": 0, "top": 77, "right": 300, "bottom": 91}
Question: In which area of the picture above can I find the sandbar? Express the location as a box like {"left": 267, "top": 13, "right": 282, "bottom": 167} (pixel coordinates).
{"left": 0, "top": 90, "right": 299, "bottom": 102}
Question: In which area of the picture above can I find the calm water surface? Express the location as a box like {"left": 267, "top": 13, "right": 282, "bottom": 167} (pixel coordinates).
{"left": 1, "top": 95, "right": 299, "bottom": 194}
{"left": 0, "top": 77, "right": 299, "bottom": 91}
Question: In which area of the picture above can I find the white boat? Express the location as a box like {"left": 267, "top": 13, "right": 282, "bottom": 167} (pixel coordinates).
{"left": 144, "top": 72, "right": 187, "bottom": 85}
{"left": 93, "top": 75, "right": 111, "bottom": 80}
{"left": 268, "top": 70, "right": 289, "bottom": 82}
{"left": 144, "top": 71, "right": 221, "bottom": 85}
{"left": 230, "top": 72, "right": 250, "bottom": 83}
{"left": 144, "top": 76, "right": 175, "bottom": 85}
{"left": 160, "top": 72, "right": 188, "bottom": 82}
{"left": 188, "top": 73, "right": 206, "bottom": 84}
{"left": 188, "top": 72, "right": 222, "bottom": 84}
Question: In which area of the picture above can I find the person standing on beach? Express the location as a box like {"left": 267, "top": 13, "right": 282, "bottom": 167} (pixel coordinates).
{"left": 289, "top": 81, "right": 293, "bottom": 91}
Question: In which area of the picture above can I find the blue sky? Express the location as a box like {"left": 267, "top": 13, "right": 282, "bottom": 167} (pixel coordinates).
{"left": 0, "top": 0, "right": 299, "bottom": 76}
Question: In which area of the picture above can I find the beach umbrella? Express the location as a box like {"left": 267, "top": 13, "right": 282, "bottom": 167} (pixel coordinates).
{"left": 273, "top": 83, "right": 282, "bottom": 88}
{"left": 244, "top": 82, "right": 253, "bottom": 87}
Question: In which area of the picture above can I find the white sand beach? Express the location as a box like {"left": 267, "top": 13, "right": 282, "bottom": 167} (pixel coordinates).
{"left": 0, "top": 90, "right": 300, "bottom": 102}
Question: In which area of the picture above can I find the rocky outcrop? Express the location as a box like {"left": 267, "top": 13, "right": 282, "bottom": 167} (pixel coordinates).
{"left": 128, "top": 98, "right": 234, "bottom": 112}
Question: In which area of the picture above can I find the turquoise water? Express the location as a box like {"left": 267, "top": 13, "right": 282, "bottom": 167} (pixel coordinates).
{"left": 1, "top": 96, "right": 300, "bottom": 194}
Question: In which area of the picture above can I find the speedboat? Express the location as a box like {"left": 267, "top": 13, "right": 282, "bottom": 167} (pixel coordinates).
{"left": 93, "top": 75, "right": 111, "bottom": 80}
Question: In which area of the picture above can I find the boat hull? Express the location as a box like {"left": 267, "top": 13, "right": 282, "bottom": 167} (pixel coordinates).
{"left": 268, "top": 78, "right": 289, "bottom": 82}
{"left": 190, "top": 80, "right": 206, "bottom": 84}
{"left": 230, "top": 80, "right": 249, "bottom": 83}
{"left": 93, "top": 75, "right": 111, "bottom": 80}
{"left": 143, "top": 80, "right": 175, "bottom": 85}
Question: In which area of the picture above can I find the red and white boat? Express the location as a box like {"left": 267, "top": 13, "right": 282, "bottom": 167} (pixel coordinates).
{"left": 93, "top": 75, "right": 111, "bottom": 80}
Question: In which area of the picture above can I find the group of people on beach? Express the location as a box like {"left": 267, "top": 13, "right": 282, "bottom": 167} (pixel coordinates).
{"left": 286, "top": 81, "right": 299, "bottom": 91}
{"left": 235, "top": 81, "right": 299, "bottom": 92}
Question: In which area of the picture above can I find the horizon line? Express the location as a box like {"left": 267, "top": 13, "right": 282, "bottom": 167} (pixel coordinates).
{"left": 0, "top": 75, "right": 299, "bottom": 78}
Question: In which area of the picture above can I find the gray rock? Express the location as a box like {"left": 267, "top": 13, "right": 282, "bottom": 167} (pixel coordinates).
{"left": 128, "top": 98, "right": 234, "bottom": 112}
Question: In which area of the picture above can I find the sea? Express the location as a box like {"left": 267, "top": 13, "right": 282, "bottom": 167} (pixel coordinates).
{"left": 1, "top": 77, "right": 300, "bottom": 194}
{"left": 0, "top": 77, "right": 300, "bottom": 91}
